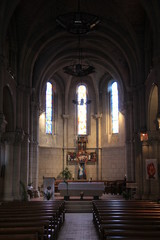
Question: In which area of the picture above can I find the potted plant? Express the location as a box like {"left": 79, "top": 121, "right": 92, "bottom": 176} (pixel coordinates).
{"left": 58, "top": 167, "right": 72, "bottom": 200}
{"left": 58, "top": 167, "right": 72, "bottom": 181}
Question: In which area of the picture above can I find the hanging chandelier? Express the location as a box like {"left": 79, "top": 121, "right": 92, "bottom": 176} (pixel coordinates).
{"left": 63, "top": 36, "right": 95, "bottom": 77}
{"left": 63, "top": 62, "right": 95, "bottom": 77}
{"left": 72, "top": 98, "right": 91, "bottom": 105}
{"left": 56, "top": 0, "right": 100, "bottom": 35}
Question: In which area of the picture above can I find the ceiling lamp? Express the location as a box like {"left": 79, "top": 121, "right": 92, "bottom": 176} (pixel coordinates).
{"left": 63, "top": 62, "right": 95, "bottom": 77}
{"left": 56, "top": 0, "right": 100, "bottom": 35}
{"left": 72, "top": 99, "right": 91, "bottom": 105}
{"left": 56, "top": 13, "right": 100, "bottom": 35}
{"left": 63, "top": 36, "right": 95, "bottom": 77}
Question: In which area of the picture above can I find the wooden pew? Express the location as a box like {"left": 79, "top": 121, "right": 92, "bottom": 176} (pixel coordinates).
{"left": 92, "top": 200, "right": 160, "bottom": 239}
{"left": 0, "top": 227, "right": 44, "bottom": 240}
{"left": 0, "top": 233, "right": 38, "bottom": 240}
{"left": 0, "top": 200, "right": 65, "bottom": 240}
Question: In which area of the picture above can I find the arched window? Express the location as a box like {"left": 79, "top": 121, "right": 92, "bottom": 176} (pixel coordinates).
{"left": 111, "top": 81, "right": 119, "bottom": 133}
{"left": 77, "top": 85, "right": 87, "bottom": 135}
{"left": 46, "top": 82, "right": 53, "bottom": 134}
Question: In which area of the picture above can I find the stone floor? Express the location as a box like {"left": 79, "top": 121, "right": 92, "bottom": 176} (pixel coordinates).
{"left": 57, "top": 213, "right": 100, "bottom": 240}
{"left": 54, "top": 192, "right": 123, "bottom": 200}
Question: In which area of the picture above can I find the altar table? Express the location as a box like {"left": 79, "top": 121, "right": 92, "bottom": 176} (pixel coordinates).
{"left": 58, "top": 182, "right": 105, "bottom": 199}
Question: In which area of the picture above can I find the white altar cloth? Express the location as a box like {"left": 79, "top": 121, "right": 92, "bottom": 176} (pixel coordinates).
{"left": 58, "top": 182, "right": 105, "bottom": 197}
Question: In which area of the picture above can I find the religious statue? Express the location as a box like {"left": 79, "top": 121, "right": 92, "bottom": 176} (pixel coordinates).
{"left": 76, "top": 136, "right": 88, "bottom": 179}
{"left": 77, "top": 150, "right": 88, "bottom": 179}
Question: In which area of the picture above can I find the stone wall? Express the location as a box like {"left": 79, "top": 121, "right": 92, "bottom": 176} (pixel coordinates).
{"left": 102, "top": 146, "right": 126, "bottom": 180}
{"left": 38, "top": 147, "right": 63, "bottom": 188}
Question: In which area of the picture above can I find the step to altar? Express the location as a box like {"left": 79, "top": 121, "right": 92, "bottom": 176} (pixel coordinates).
{"left": 65, "top": 200, "right": 92, "bottom": 213}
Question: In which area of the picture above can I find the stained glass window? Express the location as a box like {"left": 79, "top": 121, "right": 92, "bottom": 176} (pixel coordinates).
{"left": 77, "top": 85, "right": 87, "bottom": 135}
{"left": 111, "top": 82, "right": 119, "bottom": 133}
{"left": 46, "top": 82, "right": 52, "bottom": 134}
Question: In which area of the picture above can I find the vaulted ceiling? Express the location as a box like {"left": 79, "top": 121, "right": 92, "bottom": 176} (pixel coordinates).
{"left": 2, "top": 0, "right": 159, "bottom": 96}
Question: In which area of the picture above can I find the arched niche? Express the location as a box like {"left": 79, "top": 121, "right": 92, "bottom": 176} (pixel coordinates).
{"left": 3, "top": 86, "right": 14, "bottom": 132}
{"left": 148, "top": 84, "right": 158, "bottom": 131}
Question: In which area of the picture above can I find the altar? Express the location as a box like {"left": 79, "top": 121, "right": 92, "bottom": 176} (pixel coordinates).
{"left": 58, "top": 182, "right": 105, "bottom": 199}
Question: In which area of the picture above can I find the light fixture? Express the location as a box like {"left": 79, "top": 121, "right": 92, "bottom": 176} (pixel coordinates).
{"left": 72, "top": 98, "right": 91, "bottom": 105}
{"left": 63, "top": 36, "right": 95, "bottom": 77}
{"left": 140, "top": 128, "right": 148, "bottom": 142}
{"left": 63, "top": 62, "right": 95, "bottom": 77}
{"left": 56, "top": 0, "right": 100, "bottom": 35}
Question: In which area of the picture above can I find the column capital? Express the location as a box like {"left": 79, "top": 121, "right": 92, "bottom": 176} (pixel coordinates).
{"left": 23, "top": 133, "right": 30, "bottom": 143}
{"left": 62, "top": 114, "right": 69, "bottom": 119}
{"left": 15, "top": 128, "right": 25, "bottom": 143}
{"left": 2, "top": 129, "right": 26, "bottom": 144}
{"left": 92, "top": 113, "right": 102, "bottom": 119}
{"left": 2, "top": 132, "right": 16, "bottom": 144}
{"left": 0, "top": 113, "right": 7, "bottom": 133}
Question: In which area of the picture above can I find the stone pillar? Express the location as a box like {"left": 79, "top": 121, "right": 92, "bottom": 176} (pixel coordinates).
{"left": 141, "top": 141, "right": 150, "bottom": 199}
{"left": 13, "top": 128, "right": 24, "bottom": 200}
{"left": 124, "top": 99, "right": 135, "bottom": 182}
{"left": 29, "top": 100, "right": 39, "bottom": 189}
{"left": 0, "top": 113, "right": 7, "bottom": 200}
{"left": 134, "top": 134, "right": 142, "bottom": 199}
{"left": 62, "top": 114, "right": 69, "bottom": 170}
{"left": 2, "top": 132, "right": 17, "bottom": 201}
{"left": 94, "top": 113, "right": 102, "bottom": 180}
{"left": 21, "top": 134, "right": 30, "bottom": 188}
{"left": 0, "top": 55, "right": 5, "bottom": 112}
{"left": 20, "top": 85, "right": 30, "bottom": 189}
{"left": 153, "top": 57, "right": 160, "bottom": 126}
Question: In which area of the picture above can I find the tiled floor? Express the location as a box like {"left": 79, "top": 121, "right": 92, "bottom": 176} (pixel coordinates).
{"left": 57, "top": 213, "right": 100, "bottom": 240}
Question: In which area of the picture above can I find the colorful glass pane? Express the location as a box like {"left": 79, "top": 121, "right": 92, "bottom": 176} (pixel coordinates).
{"left": 111, "top": 82, "right": 119, "bottom": 133}
{"left": 77, "top": 85, "right": 87, "bottom": 135}
{"left": 46, "top": 82, "right": 52, "bottom": 134}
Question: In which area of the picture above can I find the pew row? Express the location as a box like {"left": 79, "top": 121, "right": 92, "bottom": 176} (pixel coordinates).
{"left": 0, "top": 200, "right": 65, "bottom": 240}
{"left": 92, "top": 200, "right": 160, "bottom": 240}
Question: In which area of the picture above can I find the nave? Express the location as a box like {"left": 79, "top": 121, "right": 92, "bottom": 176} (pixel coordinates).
{"left": 57, "top": 213, "right": 99, "bottom": 240}
{"left": 1, "top": 197, "right": 160, "bottom": 239}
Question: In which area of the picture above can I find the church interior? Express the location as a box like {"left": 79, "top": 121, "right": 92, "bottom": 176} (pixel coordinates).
{"left": 1, "top": 0, "right": 160, "bottom": 239}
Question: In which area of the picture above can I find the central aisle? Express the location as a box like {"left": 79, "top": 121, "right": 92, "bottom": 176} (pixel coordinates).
{"left": 57, "top": 213, "right": 99, "bottom": 240}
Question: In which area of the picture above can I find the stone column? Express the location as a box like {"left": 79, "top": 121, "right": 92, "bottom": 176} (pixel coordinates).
{"left": 0, "top": 113, "right": 7, "bottom": 200}
{"left": 29, "top": 100, "right": 39, "bottom": 189}
{"left": 124, "top": 98, "right": 135, "bottom": 182}
{"left": 93, "top": 113, "right": 102, "bottom": 180}
{"left": 141, "top": 141, "right": 150, "bottom": 199}
{"left": 153, "top": 57, "right": 160, "bottom": 127}
{"left": 62, "top": 114, "right": 69, "bottom": 170}
{"left": 0, "top": 55, "right": 5, "bottom": 112}
{"left": 20, "top": 134, "right": 30, "bottom": 190}
{"left": 2, "top": 132, "right": 17, "bottom": 201}
{"left": 20, "top": 85, "right": 30, "bottom": 189}
{"left": 12, "top": 128, "right": 24, "bottom": 200}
